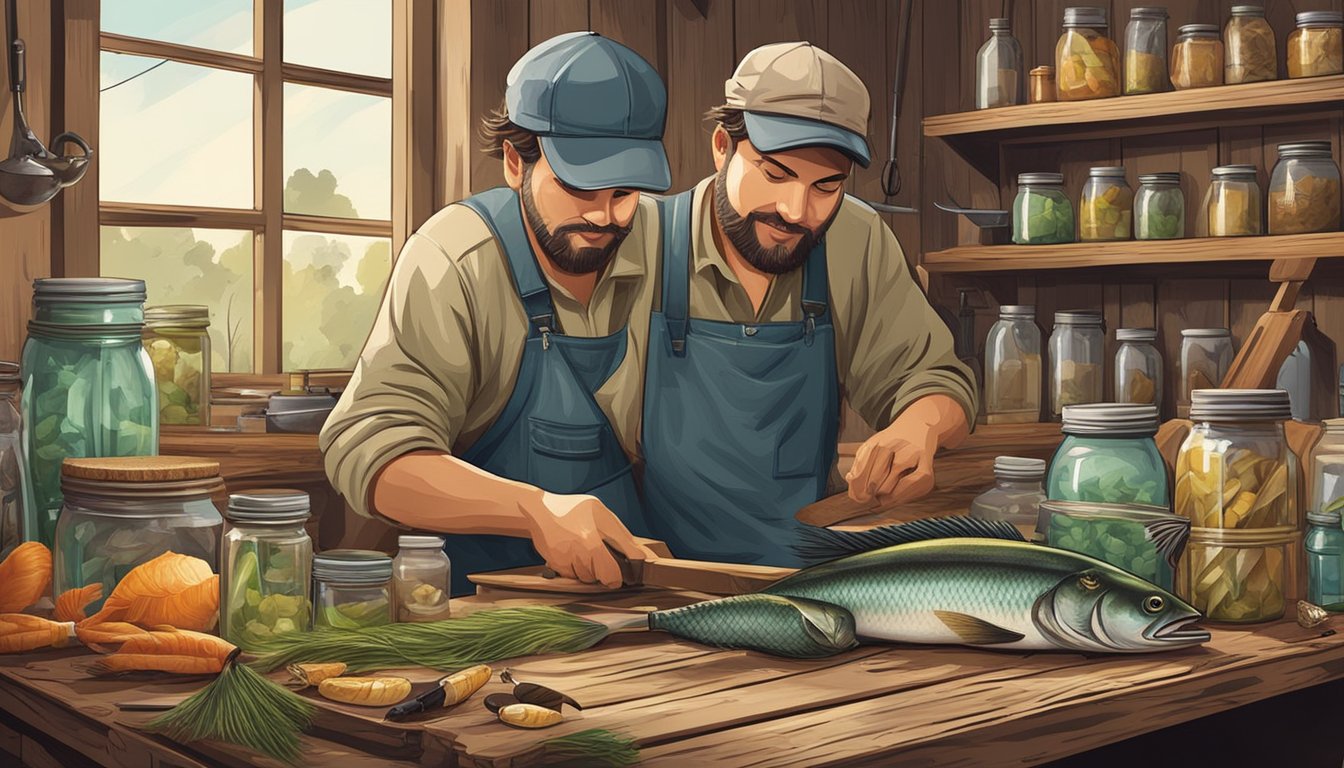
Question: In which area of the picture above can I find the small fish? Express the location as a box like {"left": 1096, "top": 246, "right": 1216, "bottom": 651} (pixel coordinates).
{"left": 648, "top": 594, "right": 858, "bottom": 658}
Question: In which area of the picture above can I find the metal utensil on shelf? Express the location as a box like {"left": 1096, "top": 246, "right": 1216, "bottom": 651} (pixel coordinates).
{"left": 933, "top": 201, "right": 1011, "bottom": 229}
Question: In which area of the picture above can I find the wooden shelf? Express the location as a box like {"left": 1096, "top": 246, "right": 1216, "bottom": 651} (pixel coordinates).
{"left": 923, "top": 232, "right": 1344, "bottom": 274}
{"left": 923, "top": 75, "right": 1344, "bottom": 178}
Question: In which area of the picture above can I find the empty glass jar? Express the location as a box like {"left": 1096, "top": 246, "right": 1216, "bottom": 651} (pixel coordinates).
{"left": 0, "top": 363, "right": 28, "bottom": 557}
{"left": 1288, "top": 11, "right": 1344, "bottom": 78}
{"left": 971, "top": 457, "right": 1047, "bottom": 530}
{"left": 1115, "top": 329, "right": 1163, "bottom": 410}
{"left": 1179, "top": 329, "right": 1235, "bottom": 418}
{"left": 1207, "top": 165, "right": 1262, "bottom": 236}
{"left": 1171, "top": 24, "right": 1224, "bottom": 89}
{"left": 1047, "top": 404, "right": 1168, "bottom": 506}
{"left": 394, "top": 535, "right": 452, "bottom": 622}
{"left": 313, "top": 549, "right": 393, "bottom": 629}
{"left": 985, "top": 306, "right": 1043, "bottom": 424}
{"left": 1268, "top": 141, "right": 1341, "bottom": 235}
{"left": 221, "top": 490, "right": 312, "bottom": 651}
{"left": 1012, "top": 173, "right": 1074, "bottom": 245}
{"left": 143, "top": 305, "right": 211, "bottom": 427}
{"left": 1225, "top": 6, "right": 1277, "bottom": 84}
{"left": 976, "top": 17, "right": 1025, "bottom": 108}
{"left": 1057, "top": 7, "right": 1121, "bottom": 101}
{"left": 1135, "top": 172, "right": 1185, "bottom": 240}
{"left": 1079, "top": 167, "right": 1133, "bottom": 241}
{"left": 1050, "top": 311, "right": 1106, "bottom": 419}
{"left": 1124, "top": 7, "right": 1169, "bottom": 94}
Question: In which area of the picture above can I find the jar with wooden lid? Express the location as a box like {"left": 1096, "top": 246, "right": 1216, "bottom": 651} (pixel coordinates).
{"left": 1268, "top": 141, "right": 1341, "bottom": 235}
{"left": 221, "top": 490, "right": 312, "bottom": 650}
{"left": 1028, "top": 66, "right": 1056, "bottom": 103}
{"left": 1124, "top": 7, "right": 1169, "bottom": 94}
{"left": 1056, "top": 7, "right": 1121, "bottom": 101}
{"left": 1206, "top": 164, "right": 1262, "bottom": 236}
{"left": 313, "top": 549, "right": 393, "bottom": 629}
{"left": 144, "top": 305, "right": 211, "bottom": 427}
{"left": 1225, "top": 6, "right": 1277, "bottom": 84}
{"left": 976, "top": 17, "right": 1025, "bottom": 108}
{"left": 1079, "top": 167, "right": 1133, "bottom": 241}
{"left": 1171, "top": 24, "right": 1224, "bottom": 89}
{"left": 52, "top": 456, "right": 224, "bottom": 616}
{"left": 1287, "top": 11, "right": 1344, "bottom": 78}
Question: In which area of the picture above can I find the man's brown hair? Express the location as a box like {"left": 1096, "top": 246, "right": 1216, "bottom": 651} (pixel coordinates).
{"left": 704, "top": 104, "right": 749, "bottom": 143}
{"left": 480, "top": 101, "right": 542, "bottom": 163}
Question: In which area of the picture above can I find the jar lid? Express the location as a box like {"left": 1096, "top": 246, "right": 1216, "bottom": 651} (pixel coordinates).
{"left": 1189, "top": 389, "right": 1292, "bottom": 421}
{"left": 313, "top": 549, "right": 393, "bottom": 584}
{"left": 1178, "top": 23, "right": 1219, "bottom": 35}
{"left": 1277, "top": 141, "right": 1334, "bottom": 159}
{"left": 1029, "top": 65, "right": 1056, "bottom": 76}
{"left": 227, "top": 489, "right": 311, "bottom": 523}
{"left": 146, "top": 305, "right": 211, "bottom": 328}
{"left": 0, "top": 361, "right": 17, "bottom": 386}
{"left": 1088, "top": 166, "right": 1127, "bottom": 178}
{"left": 399, "top": 534, "right": 447, "bottom": 549}
{"left": 1181, "top": 327, "right": 1231, "bottom": 338}
{"left": 1230, "top": 5, "right": 1265, "bottom": 16}
{"left": 1116, "top": 328, "right": 1158, "bottom": 342}
{"left": 1138, "top": 172, "right": 1181, "bottom": 185}
{"left": 1297, "top": 11, "right": 1344, "bottom": 27}
{"left": 1018, "top": 172, "right": 1064, "bottom": 186}
{"left": 33, "top": 278, "right": 146, "bottom": 305}
{"left": 989, "top": 17, "right": 1010, "bottom": 30}
{"left": 62, "top": 456, "right": 220, "bottom": 482}
{"left": 1061, "top": 404, "right": 1160, "bottom": 435}
{"left": 999, "top": 304, "right": 1035, "bottom": 318}
{"left": 1054, "top": 310, "right": 1103, "bottom": 326}
{"left": 1308, "top": 512, "right": 1342, "bottom": 527}
{"left": 1130, "top": 7, "right": 1169, "bottom": 19}
{"left": 1212, "top": 164, "right": 1258, "bottom": 179}
{"left": 994, "top": 456, "right": 1046, "bottom": 480}
{"left": 1063, "top": 7, "right": 1108, "bottom": 28}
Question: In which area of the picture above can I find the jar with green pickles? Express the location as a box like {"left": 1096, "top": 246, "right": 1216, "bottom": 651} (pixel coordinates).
{"left": 143, "top": 306, "right": 211, "bottom": 427}
{"left": 1134, "top": 173, "right": 1185, "bottom": 240}
{"left": 221, "top": 490, "right": 312, "bottom": 650}
{"left": 1046, "top": 404, "right": 1169, "bottom": 506}
{"left": 1012, "top": 173, "right": 1074, "bottom": 245}
{"left": 1038, "top": 500, "right": 1189, "bottom": 590}
{"left": 312, "top": 549, "right": 393, "bottom": 629}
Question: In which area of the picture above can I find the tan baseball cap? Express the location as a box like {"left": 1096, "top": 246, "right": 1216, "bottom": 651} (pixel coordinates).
{"left": 724, "top": 42, "right": 872, "bottom": 167}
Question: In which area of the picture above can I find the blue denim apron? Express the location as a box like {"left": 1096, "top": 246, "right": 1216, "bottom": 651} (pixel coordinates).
{"left": 446, "top": 187, "right": 647, "bottom": 594}
{"left": 641, "top": 190, "right": 840, "bottom": 568}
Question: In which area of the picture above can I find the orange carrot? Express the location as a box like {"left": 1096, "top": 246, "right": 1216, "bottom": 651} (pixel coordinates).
{"left": 0, "top": 542, "right": 52, "bottom": 612}
{"left": 55, "top": 584, "right": 103, "bottom": 623}
{"left": 75, "top": 620, "right": 151, "bottom": 649}
{"left": 0, "top": 613, "right": 74, "bottom": 653}
{"left": 90, "top": 629, "right": 236, "bottom": 675}
{"left": 83, "top": 552, "right": 219, "bottom": 632}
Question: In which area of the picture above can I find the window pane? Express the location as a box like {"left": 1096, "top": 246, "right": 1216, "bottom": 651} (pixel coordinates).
{"left": 284, "top": 84, "right": 390, "bottom": 220}
{"left": 102, "top": 0, "right": 252, "bottom": 55}
{"left": 100, "top": 227, "right": 255, "bottom": 373}
{"left": 284, "top": 0, "right": 390, "bottom": 78}
{"left": 100, "top": 53, "right": 253, "bottom": 208}
{"left": 282, "top": 231, "right": 391, "bottom": 371}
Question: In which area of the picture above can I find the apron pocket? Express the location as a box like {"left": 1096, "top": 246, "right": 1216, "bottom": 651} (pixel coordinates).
{"left": 528, "top": 419, "right": 604, "bottom": 460}
{"left": 773, "top": 412, "right": 822, "bottom": 480}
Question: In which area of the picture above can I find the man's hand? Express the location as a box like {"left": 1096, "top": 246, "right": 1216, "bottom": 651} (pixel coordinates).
{"left": 522, "top": 492, "right": 657, "bottom": 588}
{"left": 845, "top": 394, "right": 970, "bottom": 506}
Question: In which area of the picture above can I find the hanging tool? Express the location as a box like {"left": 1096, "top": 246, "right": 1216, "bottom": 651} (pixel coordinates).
{"left": 864, "top": 0, "right": 916, "bottom": 216}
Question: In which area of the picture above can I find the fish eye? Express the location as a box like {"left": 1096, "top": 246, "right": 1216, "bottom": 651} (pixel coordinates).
{"left": 1144, "top": 596, "right": 1165, "bottom": 613}
{"left": 1079, "top": 574, "right": 1100, "bottom": 591}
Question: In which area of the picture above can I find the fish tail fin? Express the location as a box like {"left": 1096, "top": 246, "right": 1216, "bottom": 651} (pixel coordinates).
{"left": 794, "top": 516, "right": 1026, "bottom": 564}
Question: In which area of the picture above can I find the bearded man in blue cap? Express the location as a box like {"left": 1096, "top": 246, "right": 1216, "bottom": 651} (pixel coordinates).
{"left": 322, "top": 33, "right": 669, "bottom": 595}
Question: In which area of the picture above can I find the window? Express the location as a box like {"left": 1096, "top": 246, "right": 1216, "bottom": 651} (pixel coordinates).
{"left": 97, "top": 1, "right": 400, "bottom": 374}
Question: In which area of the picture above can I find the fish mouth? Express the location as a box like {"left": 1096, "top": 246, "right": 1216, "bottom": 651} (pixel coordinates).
{"left": 1148, "top": 615, "right": 1211, "bottom": 644}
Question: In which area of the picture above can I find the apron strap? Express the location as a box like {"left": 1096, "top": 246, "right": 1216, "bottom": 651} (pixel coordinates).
{"left": 801, "top": 235, "right": 829, "bottom": 322}
{"left": 657, "top": 190, "right": 696, "bottom": 356}
{"left": 461, "top": 188, "right": 557, "bottom": 338}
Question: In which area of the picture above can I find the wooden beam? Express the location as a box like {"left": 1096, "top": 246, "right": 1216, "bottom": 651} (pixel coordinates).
{"left": 1222, "top": 310, "right": 1309, "bottom": 390}
{"left": 52, "top": 0, "right": 100, "bottom": 278}
{"left": 99, "top": 32, "right": 263, "bottom": 74}
{"left": 100, "top": 201, "right": 264, "bottom": 229}
{"left": 1270, "top": 256, "right": 1318, "bottom": 283}
{"left": 437, "top": 0, "right": 473, "bottom": 206}
{"left": 283, "top": 213, "right": 392, "bottom": 238}
{"left": 255, "top": 0, "right": 283, "bottom": 374}
{"left": 392, "top": 0, "right": 436, "bottom": 255}
{"left": 282, "top": 62, "right": 393, "bottom": 98}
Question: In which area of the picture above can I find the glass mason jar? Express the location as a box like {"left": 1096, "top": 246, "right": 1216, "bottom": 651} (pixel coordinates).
{"left": 1311, "top": 419, "right": 1344, "bottom": 518}
{"left": 143, "top": 305, "right": 211, "bottom": 427}
{"left": 1182, "top": 525, "right": 1292, "bottom": 622}
{"left": 985, "top": 305, "right": 1043, "bottom": 424}
{"left": 1115, "top": 328, "right": 1163, "bottom": 410}
{"left": 1124, "top": 7, "right": 1169, "bottom": 94}
{"left": 1225, "top": 6, "right": 1277, "bottom": 84}
{"left": 1206, "top": 165, "right": 1263, "bottom": 236}
{"left": 1029, "top": 65, "right": 1056, "bottom": 103}
{"left": 971, "top": 457, "right": 1047, "bottom": 531}
{"left": 1179, "top": 329, "right": 1235, "bottom": 418}
{"left": 1134, "top": 172, "right": 1185, "bottom": 240}
{"left": 1012, "top": 173, "right": 1074, "bottom": 245}
{"left": 313, "top": 549, "right": 393, "bottom": 629}
{"left": 1175, "top": 389, "right": 1296, "bottom": 530}
{"left": 1057, "top": 7, "right": 1121, "bottom": 101}
{"left": 1171, "top": 24, "right": 1224, "bottom": 89}
{"left": 221, "top": 490, "right": 312, "bottom": 651}
{"left": 1049, "top": 311, "right": 1106, "bottom": 418}
{"left": 52, "top": 457, "right": 223, "bottom": 616}
{"left": 1306, "top": 511, "right": 1344, "bottom": 607}
{"left": 0, "top": 363, "right": 30, "bottom": 557}
{"left": 21, "top": 278, "right": 158, "bottom": 548}
{"left": 1287, "top": 11, "right": 1344, "bottom": 78}
{"left": 976, "top": 18, "right": 1025, "bottom": 108}
{"left": 1268, "top": 141, "right": 1341, "bottom": 235}
{"left": 394, "top": 535, "right": 452, "bottom": 622}
{"left": 1047, "top": 404, "right": 1168, "bottom": 505}
{"left": 1079, "top": 167, "right": 1133, "bottom": 241}
{"left": 1039, "top": 500, "right": 1186, "bottom": 590}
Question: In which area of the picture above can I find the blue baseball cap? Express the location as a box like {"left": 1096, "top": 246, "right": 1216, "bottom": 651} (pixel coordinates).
{"left": 506, "top": 32, "right": 671, "bottom": 192}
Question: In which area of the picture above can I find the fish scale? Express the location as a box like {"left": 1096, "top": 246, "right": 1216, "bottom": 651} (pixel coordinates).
{"left": 647, "top": 594, "right": 858, "bottom": 658}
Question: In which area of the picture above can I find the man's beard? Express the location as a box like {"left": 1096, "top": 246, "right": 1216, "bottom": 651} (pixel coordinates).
{"left": 712, "top": 161, "right": 838, "bottom": 276}
{"left": 520, "top": 165, "right": 631, "bottom": 276}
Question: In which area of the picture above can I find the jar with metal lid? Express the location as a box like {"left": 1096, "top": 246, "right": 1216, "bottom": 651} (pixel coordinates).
{"left": 1049, "top": 311, "right": 1106, "bottom": 418}
{"left": 1115, "top": 329, "right": 1163, "bottom": 410}
{"left": 1206, "top": 165, "right": 1262, "bottom": 236}
{"left": 1047, "top": 404, "right": 1168, "bottom": 506}
{"left": 0, "top": 363, "right": 28, "bottom": 557}
{"left": 970, "top": 457, "right": 1047, "bottom": 531}
{"left": 313, "top": 549, "right": 393, "bottom": 629}
{"left": 1079, "top": 167, "right": 1133, "bottom": 241}
{"left": 1305, "top": 511, "right": 1344, "bottom": 607}
{"left": 1268, "top": 141, "right": 1341, "bottom": 235}
{"left": 1311, "top": 419, "right": 1344, "bottom": 519}
{"left": 1134, "top": 173, "right": 1185, "bottom": 240}
{"left": 1287, "top": 10, "right": 1344, "bottom": 78}
{"left": 1124, "top": 7, "right": 1169, "bottom": 94}
{"left": 1029, "top": 66, "right": 1056, "bottom": 103}
{"left": 143, "top": 305, "right": 211, "bottom": 427}
{"left": 1012, "top": 173, "right": 1073, "bottom": 245}
{"left": 976, "top": 17, "right": 1025, "bottom": 108}
{"left": 1171, "top": 24, "right": 1224, "bottom": 89}
{"left": 985, "top": 306, "right": 1042, "bottom": 424}
{"left": 1057, "top": 7, "right": 1121, "bottom": 101}
{"left": 394, "top": 535, "right": 452, "bottom": 622}
{"left": 21, "top": 278, "right": 158, "bottom": 547}
{"left": 1175, "top": 389, "right": 1296, "bottom": 530}
{"left": 221, "top": 490, "right": 312, "bottom": 650}
{"left": 1181, "top": 525, "right": 1292, "bottom": 622}
{"left": 1038, "top": 500, "right": 1187, "bottom": 590}
{"left": 52, "top": 457, "right": 223, "bottom": 616}
{"left": 1179, "top": 329, "right": 1235, "bottom": 418}
{"left": 1225, "top": 6, "right": 1277, "bottom": 84}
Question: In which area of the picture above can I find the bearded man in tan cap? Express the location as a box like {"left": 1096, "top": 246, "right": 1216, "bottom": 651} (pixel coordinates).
{"left": 639, "top": 42, "right": 978, "bottom": 567}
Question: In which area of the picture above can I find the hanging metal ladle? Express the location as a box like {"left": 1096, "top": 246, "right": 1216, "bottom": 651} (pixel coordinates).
{"left": 0, "top": 0, "right": 91, "bottom": 209}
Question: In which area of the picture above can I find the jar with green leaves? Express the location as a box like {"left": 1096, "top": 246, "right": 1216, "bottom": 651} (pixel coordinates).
{"left": 143, "top": 306, "right": 211, "bottom": 427}
{"left": 312, "top": 549, "right": 393, "bottom": 629}
{"left": 1012, "top": 173, "right": 1075, "bottom": 245}
{"left": 221, "top": 490, "right": 312, "bottom": 650}
{"left": 1046, "top": 404, "right": 1169, "bottom": 506}
{"left": 1038, "top": 500, "right": 1188, "bottom": 590}
{"left": 1134, "top": 173, "right": 1185, "bottom": 240}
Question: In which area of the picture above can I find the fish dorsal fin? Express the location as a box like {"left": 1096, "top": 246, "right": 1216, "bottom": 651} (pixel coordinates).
{"left": 933, "top": 610, "right": 1025, "bottom": 645}
{"left": 794, "top": 516, "right": 1025, "bottom": 564}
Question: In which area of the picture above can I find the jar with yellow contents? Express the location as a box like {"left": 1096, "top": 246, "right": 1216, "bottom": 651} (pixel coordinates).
{"left": 1170, "top": 24, "right": 1224, "bottom": 89}
{"left": 1079, "top": 167, "right": 1133, "bottom": 241}
{"left": 1206, "top": 165, "right": 1262, "bottom": 236}
{"left": 143, "top": 305, "right": 211, "bottom": 427}
{"left": 1287, "top": 11, "right": 1344, "bottom": 78}
{"left": 1056, "top": 7, "right": 1121, "bottom": 101}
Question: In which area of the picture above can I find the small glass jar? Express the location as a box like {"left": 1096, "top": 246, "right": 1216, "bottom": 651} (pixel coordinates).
{"left": 313, "top": 549, "right": 393, "bottom": 629}
{"left": 1029, "top": 66, "right": 1056, "bottom": 103}
{"left": 976, "top": 18, "right": 1025, "bottom": 109}
{"left": 1047, "top": 404, "right": 1169, "bottom": 506}
{"left": 0, "top": 363, "right": 28, "bottom": 557}
{"left": 1310, "top": 419, "right": 1344, "bottom": 518}
{"left": 1179, "top": 329, "right": 1235, "bottom": 418}
{"left": 144, "top": 305, "right": 211, "bottom": 427}
{"left": 52, "top": 457, "right": 224, "bottom": 616}
{"left": 1057, "top": 7, "right": 1121, "bottom": 101}
{"left": 1049, "top": 311, "right": 1106, "bottom": 418}
{"left": 1268, "top": 141, "right": 1341, "bottom": 235}
{"left": 1181, "top": 525, "right": 1292, "bottom": 623}
{"left": 1225, "top": 6, "right": 1277, "bottom": 84}
{"left": 221, "top": 490, "right": 312, "bottom": 651}
{"left": 1171, "top": 24, "right": 1224, "bottom": 89}
{"left": 393, "top": 535, "right": 452, "bottom": 622}
{"left": 1039, "top": 500, "right": 1186, "bottom": 590}
{"left": 1115, "top": 329, "right": 1163, "bottom": 410}
{"left": 1206, "top": 164, "right": 1262, "bottom": 236}
{"left": 1306, "top": 511, "right": 1344, "bottom": 607}
{"left": 1134, "top": 172, "right": 1185, "bottom": 240}
{"left": 971, "top": 457, "right": 1047, "bottom": 531}
{"left": 1125, "top": 7, "right": 1169, "bottom": 94}
{"left": 1079, "top": 167, "right": 1133, "bottom": 241}
{"left": 1275, "top": 340, "right": 1312, "bottom": 421}
{"left": 985, "top": 305, "right": 1043, "bottom": 424}
{"left": 1175, "top": 389, "right": 1296, "bottom": 530}
{"left": 1012, "top": 173, "right": 1074, "bottom": 245}
{"left": 1287, "top": 10, "right": 1344, "bottom": 78}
